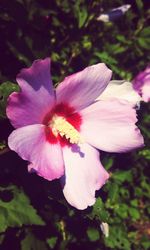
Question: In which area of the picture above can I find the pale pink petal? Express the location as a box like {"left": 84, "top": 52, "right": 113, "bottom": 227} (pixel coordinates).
{"left": 98, "top": 80, "right": 141, "bottom": 106}
{"left": 61, "top": 144, "right": 109, "bottom": 210}
{"left": 80, "top": 99, "right": 144, "bottom": 153}
{"left": 7, "top": 58, "right": 55, "bottom": 128}
{"left": 142, "top": 83, "right": 150, "bottom": 102}
{"left": 56, "top": 63, "right": 112, "bottom": 111}
{"left": 8, "top": 124, "right": 64, "bottom": 180}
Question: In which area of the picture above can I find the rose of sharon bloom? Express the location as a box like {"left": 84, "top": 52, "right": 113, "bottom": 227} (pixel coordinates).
{"left": 7, "top": 58, "right": 144, "bottom": 210}
{"left": 132, "top": 66, "right": 150, "bottom": 102}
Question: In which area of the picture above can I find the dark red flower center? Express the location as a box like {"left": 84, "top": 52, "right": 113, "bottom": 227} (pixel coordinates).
{"left": 44, "top": 103, "right": 82, "bottom": 146}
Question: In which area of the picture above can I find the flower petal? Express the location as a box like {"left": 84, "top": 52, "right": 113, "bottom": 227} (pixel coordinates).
{"left": 142, "top": 83, "right": 150, "bottom": 102}
{"left": 98, "top": 80, "right": 141, "bottom": 106}
{"left": 7, "top": 58, "right": 55, "bottom": 128}
{"left": 56, "top": 63, "right": 112, "bottom": 111}
{"left": 8, "top": 124, "right": 64, "bottom": 180}
{"left": 61, "top": 144, "right": 109, "bottom": 210}
{"left": 80, "top": 99, "right": 144, "bottom": 153}
{"left": 132, "top": 66, "right": 150, "bottom": 102}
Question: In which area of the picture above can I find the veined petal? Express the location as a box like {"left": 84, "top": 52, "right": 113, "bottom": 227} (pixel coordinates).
{"left": 8, "top": 124, "right": 64, "bottom": 180}
{"left": 56, "top": 63, "right": 112, "bottom": 111}
{"left": 80, "top": 99, "right": 144, "bottom": 153}
{"left": 7, "top": 58, "right": 55, "bottom": 128}
{"left": 61, "top": 144, "right": 109, "bottom": 210}
{"left": 98, "top": 80, "right": 141, "bottom": 106}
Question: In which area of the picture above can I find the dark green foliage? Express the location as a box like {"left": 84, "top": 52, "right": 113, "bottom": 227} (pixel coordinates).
{"left": 0, "top": 82, "right": 19, "bottom": 119}
{"left": 0, "top": 0, "right": 149, "bottom": 249}
{"left": 0, "top": 185, "right": 45, "bottom": 233}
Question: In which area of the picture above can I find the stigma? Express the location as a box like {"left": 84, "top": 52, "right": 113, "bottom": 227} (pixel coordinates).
{"left": 48, "top": 115, "right": 84, "bottom": 145}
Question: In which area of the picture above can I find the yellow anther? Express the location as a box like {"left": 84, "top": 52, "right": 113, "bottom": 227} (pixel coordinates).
{"left": 49, "top": 115, "right": 83, "bottom": 145}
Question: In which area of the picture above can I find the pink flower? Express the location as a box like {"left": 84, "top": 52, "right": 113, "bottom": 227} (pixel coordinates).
{"left": 7, "top": 58, "right": 144, "bottom": 210}
{"left": 132, "top": 66, "right": 150, "bottom": 102}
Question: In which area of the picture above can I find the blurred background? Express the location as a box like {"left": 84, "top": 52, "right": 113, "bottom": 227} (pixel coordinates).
{"left": 0, "top": 0, "right": 150, "bottom": 249}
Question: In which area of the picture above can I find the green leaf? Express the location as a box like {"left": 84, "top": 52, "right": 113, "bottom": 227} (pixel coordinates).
{"left": 105, "top": 225, "right": 131, "bottom": 250}
{"left": 21, "top": 230, "right": 48, "bottom": 250}
{"left": 94, "top": 51, "right": 117, "bottom": 66}
{"left": 47, "top": 236, "right": 58, "bottom": 249}
{"left": 138, "top": 37, "right": 150, "bottom": 49}
{"left": 109, "top": 44, "right": 127, "bottom": 54}
{"left": 130, "top": 199, "right": 138, "bottom": 207}
{"left": 136, "top": 0, "right": 143, "bottom": 10}
{"left": 108, "top": 182, "right": 119, "bottom": 204}
{"left": 0, "top": 82, "right": 19, "bottom": 119}
{"left": 128, "top": 207, "right": 140, "bottom": 220}
{"left": 135, "top": 187, "right": 143, "bottom": 197}
{"left": 141, "top": 236, "right": 150, "bottom": 250}
{"left": 91, "top": 198, "right": 109, "bottom": 222}
{"left": 0, "top": 185, "right": 45, "bottom": 233}
{"left": 140, "top": 27, "right": 150, "bottom": 37}
{"left": 82, "top": 36, "right": 92, "bottom": 50}
{"left": 115, "top": 204, "right": 128, "bottom": 219}
{"left": 141, "top": 179, "right": 150, "bottom": 194}
{"left": 112, "top": 170, "right": 132, "bottom": 183}
{"left": 76, "top": 7, "right": 88, "bottom": 28}
{"left": 102, "top": 156, "right": 114, "bottom": 171}
{"left": 116, "top": 35, "right": 131, "bottom": 45}
{"left": 119, "top": 188, "right": 130, "bottom": 199}
{"left": 51, "top": 52, "right": 60, "bottom": 62}
{"left": 139, "top": 149, "right": 150, "bottom": 160}
{"left": 87, "top": 227, "right": 99, "bottom": 242}
{"left": 0, "top": 207, "right": 7, "bottom": 233}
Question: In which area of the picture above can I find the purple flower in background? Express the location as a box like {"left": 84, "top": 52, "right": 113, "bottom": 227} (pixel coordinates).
{"left": 97, "top": 4, "right": 131, "bottom": 22}
{"left": 132, "top": 66, "right": 150, "bottom": 102}
{"left": 7, "top": 58, "right": 144, "bottom": 209}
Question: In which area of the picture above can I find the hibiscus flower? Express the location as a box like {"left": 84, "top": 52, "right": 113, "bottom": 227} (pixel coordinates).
{"left": 7, "top": 58, "right": 144, "bottom": 209}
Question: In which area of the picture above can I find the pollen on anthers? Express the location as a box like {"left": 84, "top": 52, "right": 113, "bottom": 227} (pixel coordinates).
{"left": 48, "top": 115, "right": 84, "bottom": 145}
